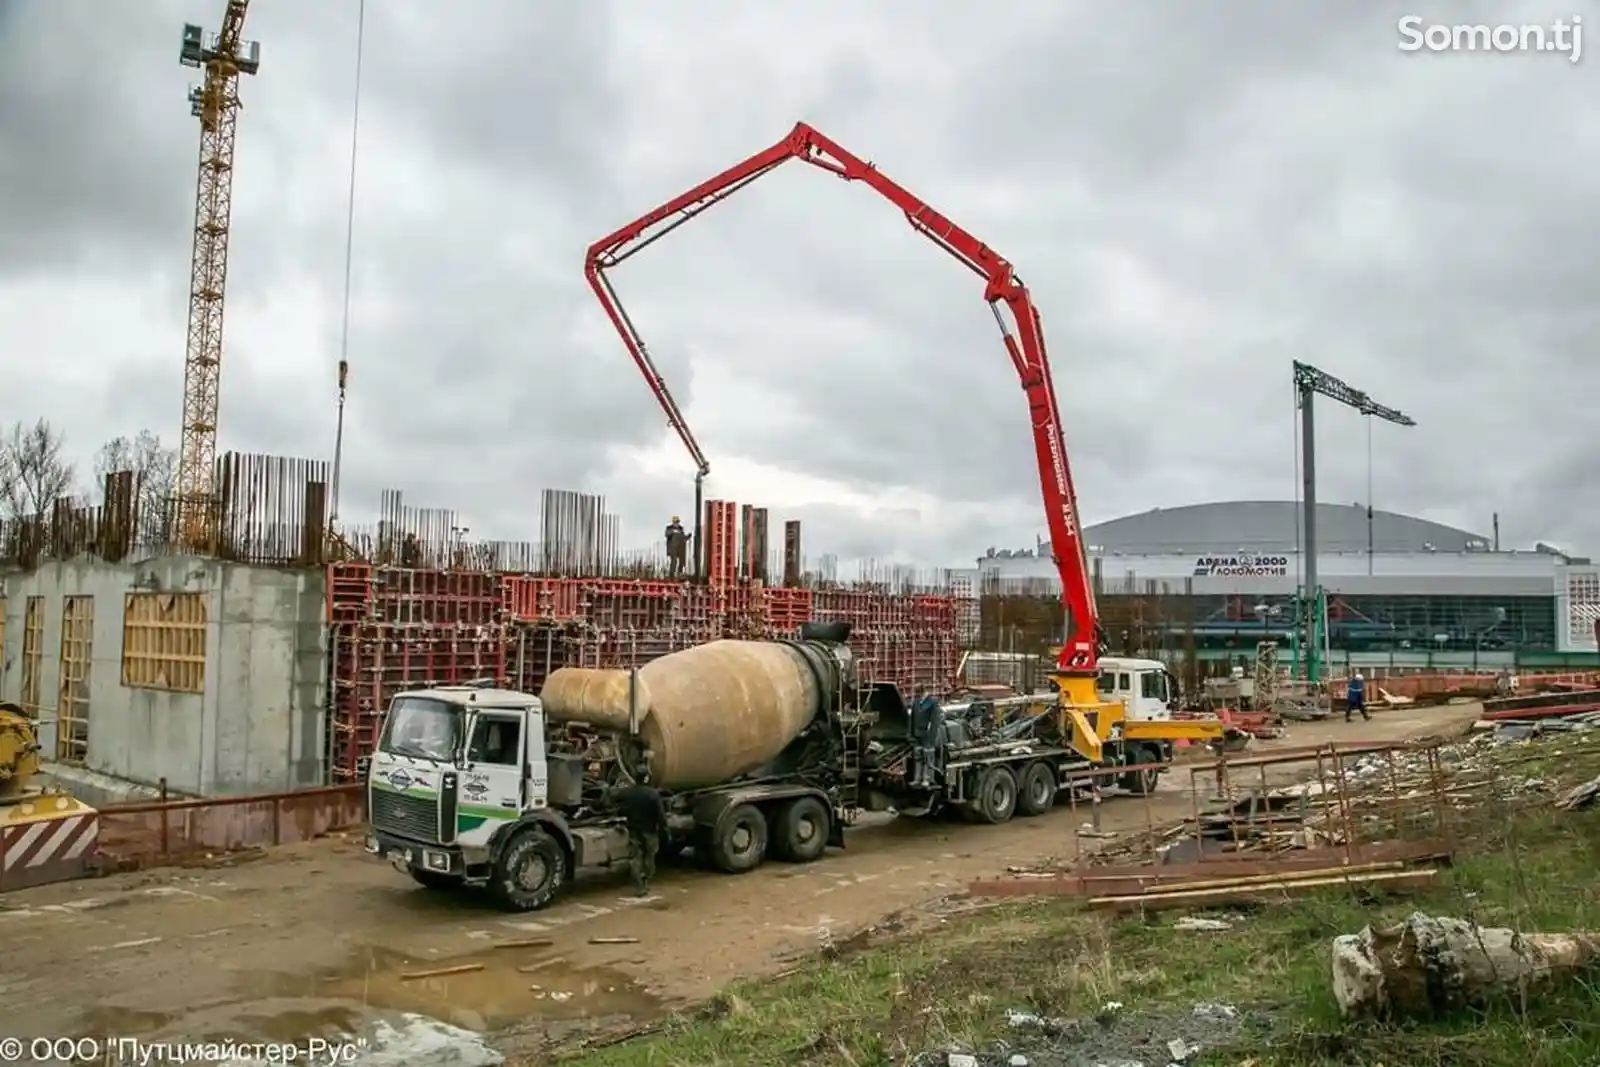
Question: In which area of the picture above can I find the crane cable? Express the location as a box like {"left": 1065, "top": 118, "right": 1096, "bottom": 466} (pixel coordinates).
{"left": 330, "top": 0, "right": 367, "bottom": 521}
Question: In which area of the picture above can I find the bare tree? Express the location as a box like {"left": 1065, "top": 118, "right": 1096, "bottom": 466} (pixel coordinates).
{"left": 94, "top": 430, "right": 178, "bottom": 538}
{"left": 1, "top": 419, "right": 76, "bottom": 521}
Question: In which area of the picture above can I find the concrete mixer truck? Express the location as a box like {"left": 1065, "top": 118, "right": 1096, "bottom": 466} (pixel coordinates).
{"left": 363, "top": 622, "right": 1209, "bottom": 912}
{"left": 365, "top": 621, "right": 866, "bottom": 910}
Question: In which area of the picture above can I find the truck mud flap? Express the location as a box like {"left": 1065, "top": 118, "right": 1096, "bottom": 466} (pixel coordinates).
{"left": 828, "top": 817, "right": 846, "bottom": 849}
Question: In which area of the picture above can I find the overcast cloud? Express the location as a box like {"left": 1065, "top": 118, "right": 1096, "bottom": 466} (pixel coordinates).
{"left": 1, "top": 0, "right": 1595, "bottom": 568}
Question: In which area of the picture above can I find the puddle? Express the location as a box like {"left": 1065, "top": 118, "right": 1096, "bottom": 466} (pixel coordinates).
{"left": 315, "top": 945, "right": 661, "bottom": 1033}
{"left": 78, "top": 944, "right": 663, "bottom": 1048}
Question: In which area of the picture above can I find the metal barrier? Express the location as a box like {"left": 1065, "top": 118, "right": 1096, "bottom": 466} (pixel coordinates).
{"left": 969, "top": 741, "right": 1461, "bottom": 898}
{"left": 94, "top": 784, "right": 366, "bottom": 871}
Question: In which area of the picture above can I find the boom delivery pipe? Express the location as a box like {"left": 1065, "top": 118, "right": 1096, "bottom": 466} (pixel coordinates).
{"left": 540, "top": 638, "right": 853, "bottom": 792}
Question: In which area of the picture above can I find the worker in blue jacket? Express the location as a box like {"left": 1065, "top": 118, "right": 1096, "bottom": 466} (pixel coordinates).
{"left": 1345, "top": 672, "right": 1370, "bottom": 723}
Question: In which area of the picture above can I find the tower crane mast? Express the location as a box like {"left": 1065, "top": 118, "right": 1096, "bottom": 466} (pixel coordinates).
{"left": 1292, "top": 360, "right": 1417, "bottom": 683}
{"left": 174, "top": 0, "right": 260, "bottom": 550}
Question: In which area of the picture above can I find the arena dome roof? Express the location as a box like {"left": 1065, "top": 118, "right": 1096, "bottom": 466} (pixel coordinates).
{"left": 1076, "top": 501, "right": 1490, "bottom": 555}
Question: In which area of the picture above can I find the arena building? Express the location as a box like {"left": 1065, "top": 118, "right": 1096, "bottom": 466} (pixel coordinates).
{"left": 961, "top": 501, "right": 1600, "bottom": 670}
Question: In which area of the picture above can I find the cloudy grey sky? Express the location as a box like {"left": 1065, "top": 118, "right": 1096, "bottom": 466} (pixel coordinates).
{"left": 2, "top": 0, "right": 1595, "bottom": 567}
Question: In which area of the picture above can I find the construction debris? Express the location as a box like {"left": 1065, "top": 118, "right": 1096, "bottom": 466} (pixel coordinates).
{"left": 398, "top": 962, "right": 485, "bottom": 981}
{"left": 911, "top": 1002, "right": 1246, "bottom": 1067}
{"left": 1482, "top": 688, "right": 1600, "bottom": 720}
{"left": 1088, "top": 866, "right": 1437, "bottom": 913}
{"left": 971, "top": 741, "right": 1460, "bottom": 900}
{"left": 1556, "top": 773, "right": 1600, "bottom": 811}
{"left": 1331, "top": 912, "right": 1600, "bottom": 1019}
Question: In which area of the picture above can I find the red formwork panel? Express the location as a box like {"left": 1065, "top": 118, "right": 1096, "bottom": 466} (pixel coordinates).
{"left": 326, "top": 563, "right": 374, "bottom": 622}
{"left": 704, "top": 500, "right": 738, "bottom": 588}
{"left": 370, "top": 568, "right": 503, "bottom": 625}
{"left": 910, "top": 594, "right": 958, "bottom": 629}
{"left": 327, "top": 620, "right": 510, "bottom": 781}
{"left": 327, "top": 569, "right": 975, "bottom": 780}
{"left": 502, "top": 576, "right": 580, "bottom": 621}
{"left": 759, "top": 586, "right": 814, "bottom": 636}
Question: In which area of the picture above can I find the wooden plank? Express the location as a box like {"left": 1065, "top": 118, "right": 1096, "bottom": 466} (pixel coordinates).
{"left": 399, "top": 963, "right": 485, "bottom": 981}
{"left": 1088, "top": 868, "right": 1438, "bottom": 912}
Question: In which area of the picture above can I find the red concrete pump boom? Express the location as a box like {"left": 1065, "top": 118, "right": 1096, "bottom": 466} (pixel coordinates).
{"left": 584, "top": 122, "right": 1107, "bottom": 680}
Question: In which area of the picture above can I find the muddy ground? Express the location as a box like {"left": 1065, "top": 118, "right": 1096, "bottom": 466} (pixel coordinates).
{"left": 0, "top": 702, "right": 1481, "bottom": 1058}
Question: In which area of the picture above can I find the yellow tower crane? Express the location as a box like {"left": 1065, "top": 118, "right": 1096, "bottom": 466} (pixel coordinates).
{"left": 174, "top": 1, "right": 261, "bottom": 552}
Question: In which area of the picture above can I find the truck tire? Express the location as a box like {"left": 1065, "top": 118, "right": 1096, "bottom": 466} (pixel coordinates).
{"left": 708, "top": 804, "right": 768, "bottom": 874}
{"left": 1016, "top": 762, "right": 1057, "bottom": 817}
{"left": 488, "top": 827, "right": 567, "bottom": 912}
{"left": 772, "top": 797, "right": 830, "bottom": 863}
{"left": 1118, "top": 749, "right": 1162, "bottom": 796}
{"left": 410, "top": 869, "right": 463, "bottom": 891}
{"left": 971, "top": 766, "right": 1018, "bottom": 824}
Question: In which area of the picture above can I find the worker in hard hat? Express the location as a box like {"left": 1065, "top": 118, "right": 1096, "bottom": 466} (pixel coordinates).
{"left": 664, "top": 515, "right": 689, "bottom": 577}
{"left": 1345, "top": 672, "right": 1370, "bottom": 723}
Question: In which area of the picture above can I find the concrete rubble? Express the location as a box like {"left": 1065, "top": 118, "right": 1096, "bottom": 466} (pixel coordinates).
{"left": 904, "top": 1002, "right": 1246, "bottom": 1067}
{"left": 218, "top": 1015, "right": 504, "bottom": 1067}
{"left": 1331, "top": 912, "right": 1600, "bottom": 1019}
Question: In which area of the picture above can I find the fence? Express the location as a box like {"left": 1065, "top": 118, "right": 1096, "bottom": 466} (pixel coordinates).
{"left": 93, "top": 784, "right": 365, "bottom": 870}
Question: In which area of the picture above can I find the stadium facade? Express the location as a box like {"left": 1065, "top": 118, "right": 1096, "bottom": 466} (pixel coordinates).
{"left": 959, "top": 501, "right": 1600, "bottom": 669}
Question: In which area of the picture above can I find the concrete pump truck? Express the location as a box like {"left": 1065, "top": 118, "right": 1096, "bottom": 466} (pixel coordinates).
{"left": 362, "top": 123, "right": 1222, "bottom": 910}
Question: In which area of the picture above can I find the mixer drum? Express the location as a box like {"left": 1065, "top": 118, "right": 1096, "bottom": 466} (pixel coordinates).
{"left": 540, "top": 639, "right": 828, "bottom": 791}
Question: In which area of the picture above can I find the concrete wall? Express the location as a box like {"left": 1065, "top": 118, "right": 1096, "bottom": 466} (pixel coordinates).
{"left": 0, "top": 556, "right": 326, "bottom": 797}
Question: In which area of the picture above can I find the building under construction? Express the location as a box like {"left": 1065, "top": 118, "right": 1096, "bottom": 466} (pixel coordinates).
{"left": 0, "top": 454, "right": 973, "bottom": 800}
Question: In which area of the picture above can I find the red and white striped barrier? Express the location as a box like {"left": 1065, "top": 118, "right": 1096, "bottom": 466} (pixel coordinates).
{"left": 0, "top": 810, "right": 100, "bottom": 892}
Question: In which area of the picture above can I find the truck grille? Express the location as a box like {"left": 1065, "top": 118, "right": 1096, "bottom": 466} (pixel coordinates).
{"left": 371, "top": 787, "right": 438, "bottom": 841}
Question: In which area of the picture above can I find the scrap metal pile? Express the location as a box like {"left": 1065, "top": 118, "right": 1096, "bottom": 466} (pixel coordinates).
{"left": 1474, "top": 683, "right": 1600, "bottom": 741}
{"left": 969, "top": 741, "right": 1472, "bottom": 910}
{"left": 974, "top": 720, "right": 1600, "bottom": 914}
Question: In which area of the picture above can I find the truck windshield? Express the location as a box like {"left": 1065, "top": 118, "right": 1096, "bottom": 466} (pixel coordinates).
{"left": 381, "top": 697, "right": 460, "bottom": 762}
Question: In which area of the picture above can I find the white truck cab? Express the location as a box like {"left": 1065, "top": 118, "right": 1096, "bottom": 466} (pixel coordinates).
{"left": 1095, "top": 656, "right": 1180, "bottom": 721}
{"left": 364, "top": 684, "right": 617, "bottom": 910}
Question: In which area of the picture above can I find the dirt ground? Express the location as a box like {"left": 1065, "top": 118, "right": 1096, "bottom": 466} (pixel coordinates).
{"left": 0, "top": 702, "right": 1482, "bottom": 1056}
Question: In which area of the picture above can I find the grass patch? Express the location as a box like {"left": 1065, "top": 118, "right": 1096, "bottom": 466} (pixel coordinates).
{"left": 558, "top": 737, "right": 1600, "bottom": 1067}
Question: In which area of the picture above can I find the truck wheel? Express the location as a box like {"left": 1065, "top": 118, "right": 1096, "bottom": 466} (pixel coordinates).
{"left": 709, "top": 804, "right": 768, "bottom": 873}
{"left": 1118, "top": 751, "right": 1162, "bottom": 795}
{"left": 410, "top": 869, "right": 463, "bottom": 891}
{"left": 772, "top": 797, "right": 830, "bottom": 864}
{"left": 1016, "top": 762, "right": 1057, "bottom": 817}
{"left": 972, "top": 766, "right": 1018, "bottom": 824}
{"left": 488, "top": 828, "right": 567, "bottom": 912}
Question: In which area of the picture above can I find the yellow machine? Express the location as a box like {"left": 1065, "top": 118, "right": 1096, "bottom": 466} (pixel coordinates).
{"left": 0, "top": 703, "right": 99, "bottom": 892}
{"left": 1037, "top": 655, "right": 1224, "bottom": 763}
